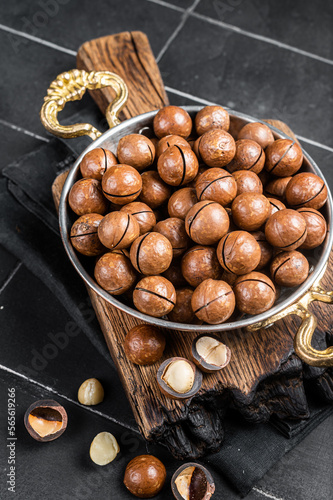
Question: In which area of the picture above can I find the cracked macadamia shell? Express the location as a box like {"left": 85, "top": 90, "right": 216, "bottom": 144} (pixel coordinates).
{"left": 267, "top": 197, "right": 286, "bottom": 217}
{"left": 238, "top": 122, "right": 275, "bottom": 149}
{"left": 157, "top": 145, "right": 199, "bottom": 186}
{"left": 250, "top": 231, "right": 273, "bottom": 271}
{"left": 172, "top": 463, "right": 215, "bottom": 500}
{"left": 195, "top": 105, "right": 230, "bottom": 135}
{"left": 130, "top": 232, "right": 173, "bottom": 275}
{"left": 124, "top": 324, "right": 166, "bottom": 365}
{"left": 69, "top": 178, "right": 109, "bottom": 216}
{"left": 297, "top": 208, "right": 327, "bottom": 249}
{"left": 234, "top": 272, "right": 276, "bottom": 315}
{"left": 120, "top": 201, "right": 156, "bottom": 235}
{"left": 139, "top": 170, "right": 172, "bottom": 209}
{"left": 198, "top": 129, "right": 236, "bottom": 167}
{"left": 154, "top": 217, "right": 191, "bottom": 258}
{"left": 156, "top": 134, "right": 191, "bottom": 158}
{"left": 185, "top": 201, "right": 230, "bottom": 245}
{"left": 265, "top": 209, "right": 307, "bottom": 250}
{"left": 168, "top": 187, "right": 198, "bottom": 220}
{"left": 117, "top": 134, "right": 155, "bottom": 171}
{"left": 70, "top": 213, "right": 105, "bottom": 256}
{"left": 191, "top": 279, "right": 235, "bottom": 324}
{"left": 101, "top": 164, "right": 142, "bottom": 205}
{"left": 192, "top": 334, "right": 231, "bottom": 372}
{"left": 232, "top": 170, "right": 263, "bottom": 196}
{"left": 217, "top": 230, "right": 261, "bottom": 275}
{"left": 195, "top": 167, "right": 237, "bottom": 206}
{"left": 270, "top": 251, "right": 309, "bottom": 287}
{"left": 227, "top": 139, "right": 265, "bottom": 174}
{"left": 285, "top": 172, "right": 328, "bottom": 210}
{"left": 265, "top": 139, "right": 303, "bottom": 177}
{"left": 133, "top": 276, "right": 176, "bottom": 317}
{"left": 94, "top": 250, "right": 137, "bottom": 295}
{"left": 153, "top": 106, "right": 192, "bottom": 139}
{"left": 265, "top": 176, "right": 292, "bottom": 200}
{"left": 80, "top": 147, "right": 118, "bottom": 180}
{"left": 98, "top": 212, "right": 140, "bottom": 250}
{"left": 157, "top": 357, "right": 202, "bottom": 399}
{"left": 231, "top": 193, "right": 270, "bottom": 231}
{"left": 182, "top": 245, "right": 222, "bottom": 287}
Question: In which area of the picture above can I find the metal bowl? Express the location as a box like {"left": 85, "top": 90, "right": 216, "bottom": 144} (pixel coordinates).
{"left": 58, "top": 106, "right": 333, "bottom": 333}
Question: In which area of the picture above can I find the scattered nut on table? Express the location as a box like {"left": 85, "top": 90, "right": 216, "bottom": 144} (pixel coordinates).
{"left": 171, "top": 462, "right": 215, "bottom": 500}
{"left": 78, "top": 378, "right": 104, "bottom": 406}
{"left": 123, "top": 454, "right": 166, "bottom": 498}
{"left": 89, "top": 432, "right": 120, "bottom": 466}
{"left": 24, "top": 399, "right": 67, "bottom": 442}
{"left": 157, "top": 357, "right": 202, "bottom": 399}
{"left": 191, "top": 335, "right": 231, "bottom": 373}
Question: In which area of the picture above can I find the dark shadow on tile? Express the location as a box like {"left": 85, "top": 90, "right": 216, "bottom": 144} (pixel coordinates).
{"left": 193, "top": 0, "right": 333, "bottom": 60}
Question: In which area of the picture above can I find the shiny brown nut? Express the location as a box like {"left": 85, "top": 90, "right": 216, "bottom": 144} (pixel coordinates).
{"left": 285, "top": 172, "right": 328, "bottom": 210}
{"left": 94, "top": 250, "right": 137, "bottom": 295}
{"left": 234, "top": 272, "right": 276, "bottom": 314}
{"left": 157, "top": 145, "right": 199, "bottom": 186}
{"left": 187, "top": 164, "right": 210, "bottom": 188}
{"left": 265, "top": 209, "right": 307, "bottom": 250}
{"left": 117, "top": 134, "right": 155, "bottom": 171}
{"left": 124, "top": 455, "right": 166, "bottom": 498}
{"left": 191, "top": 279, "right": 235, "bottom": 324}
{"left": 156, "top": 134, "right": 190, "bottom": 158}
{"left": 267, "top": 198, "right": 286, "bottom": 217}
{"left": 181, "top": 245, "right": 222, "bottom": 287}
{"left": 153, "top": 106, "right": 192, "bottom": 139}
{"left": 232, "top": 170, "right": 263, "bottom": 196}
{"left": 157, "top": 357, "right": 202, "bottom": 399}
{"left": 195, "top": 168, "right": 237, "bottom": 206}
{"left": 217, "top": 231, "right": 261, "bottom": 275}
{"left": 171, "top": 463, "right": 215, "bottom": 500}
{"left": 193, "top": 136, "right": 203, "bottom": 162}
{"left": 185, "top": 201, "right": 230, "bottom": 245}
{"left": 124, "top": 324, "right": 166, "bottom": 365}
{"left": 101, "top": 164, "right": 142, "bottom": 205}
{"left": 120, "top": 202, "right": 156, "bottom": 235}
{"left": 298, "top": 208, "right": 327, "bottom": 249}
{"left": 191, "top": 334, "right": 231, "bottom": 373}
{"left": 265, "top": 139, "right": 303, "bottom": 177}
{"left": 238, "top": 122, "right": 275, "bottom": 149}
{"left": 162, "top": 261, "right": 188, "bottom": 288}
{"left": 198, "top": 129, "right": 236, "bottom": 167}
{"left": 70, "top": 213, "right": 105, "bottom": 256}
{"left": 69, "top": 178, "right": 108, "bottom": 216}
{"left": 231, "top": 193, "right": 270, "bottom": 231}
{"left": 265, "top": 176, "right": 292, "bottom": 200}
{"left": 154, "top": 217, "right": 191, "bottom": 258}
{"left": 168, "top": 287, "right": 202, "bottom": 324}
{"left": 195, "top": 105, "right": 230, "bottom": 135}
{"left": 168, "top": 187, "right": 198, "bottom": 220}
{"left": 139, "top": 170, "right": 172, "bottom": 209}
{"left": 227, "top": 139, "right": 265, "bottom": 174}
{"left": 270, "top": 250, "right": 309, "bottom": 287}
{"left": 133, "top": 276, "right": 176, "bottom": 317}
{"left": 130, "top": 232, "right": 173, "bottom": 275}
{"left": 250, "top": 231, "right": 273, "bottom": 270}
{"left": 80, "top": 147, "right": 118, "bottom": 180}
{"left": 24, "top": 400, "right": 67, "bottom": 442}
{"left": 78, "top": 378, "right": 104, "bottom": 406}
{"left": 98, "top": 212, "right": 140, "bottom": 250}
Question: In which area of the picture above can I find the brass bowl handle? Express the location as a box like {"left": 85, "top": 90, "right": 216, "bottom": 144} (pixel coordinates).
{"left": 40, "top": 69, "right": 128, "bottom": 140}
{"left": 248, "top": 264, "right": 333, "bottom": 367}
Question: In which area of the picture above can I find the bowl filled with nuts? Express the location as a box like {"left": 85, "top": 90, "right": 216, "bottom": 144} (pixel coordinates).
{"left": 41, "top": 70, "right": 333, "bottom": 368}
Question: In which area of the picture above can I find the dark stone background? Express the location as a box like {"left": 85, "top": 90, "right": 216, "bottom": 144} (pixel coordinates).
{"left": 0, "top": 1, "right": 332, "bottom": 499}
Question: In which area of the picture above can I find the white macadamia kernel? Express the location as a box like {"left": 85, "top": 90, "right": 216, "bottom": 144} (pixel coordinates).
{"left": 89, "top": 432, "right": 120, "bottom": 466}
{"left": 162, "top": 360, "right": 194, "bottom": 394}
{"left": 78, "top": 378, "right": 104, "bottom": 406}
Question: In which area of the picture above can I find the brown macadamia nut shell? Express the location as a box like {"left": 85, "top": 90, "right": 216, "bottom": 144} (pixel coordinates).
{"left": 234, "top": 272, "right": 276, "bottom": 315}
{"left": 133, "top": 276, "right": 176, "bottom": 317}
{"left": 139, "top": 170, "right": 172, "bottom": 209}
{"left": 191, "top": 279, "right": 235, "bottom": 324}
{"left": 232, "top": 170, "right": 263, "bottom": 196}
{"left": 124, "top": 324, "right": 166, "bottom": 365}
{"left": 270, "top": 251, "right": 309, "bottom": 287}
{"left": 69, "top": 178, "right": 108, "bottom": 216}
{"left": 120, "top": 202, "right": 156, "bottom": 235}
{"left": 94, "top": 251, "right": 137, "bottom": 295}
{"left": 238, "top": 122, "right": 275, "bottom": 149}
{"left": 154, "top": 217, "right": 190, "bottom": 257}
{"left": 265, "top": 139, "right": 303, "bottom": 177}
{"left": 130, "top": 232, "right": 173, "bottom": 275}
{"left": 157, "top": 145, "right": 199, "bottom": 186}
{"left": 195, "top": 105, "right": 230, "bottom": 135}
{"left": 297, "top": 208, "right": 327, "bottom": 249}
{"left": 98, "top": 212, "right": 140, "bottom": 250}
{"left": 185, "top": 201, "right": 230, "bottom": 245}
{"left": 227, "top": 139, "right": 265, "bottom": 174}
{"left": 168, "top": 287, "right": 202, "bottom": 324}
{"left": 101, "top": 164, "right": 142, "bottom": 205}
{"left": 182, "top": 245, "right": 222, "bottom": 287}
{"left": 168, "top": 187, "right": 198, "bottom": 220}
{"left": 231, "top": 193, "right": 270, "bottom": 231}
{"left": 195, "top": 168, "right": 237, "bottom": 206}
{"left": 217, "top": 231, "right": 261, "bottom": 275}
{"left": 265, "top": 209, "right": 307, "bottom": 250}
{"left": 117, "top": 134, "right": 155, "bottom": 171}
{"left": 80, "top": 148, "right": 117, "bottom": 180}
{"left": 124, "top": 455, "right": 166, "bottom": 498}
{"left": 198, "top": 129, "right": 236, "bottom": 167}
{"left": 70, "top": 213, "right": 105, "bottom": 256}
{"left": 153, "top": 106, "right": 192, "bottom": 139}
{"left": 285, "top": 172, "right": 328, "bottom": 210}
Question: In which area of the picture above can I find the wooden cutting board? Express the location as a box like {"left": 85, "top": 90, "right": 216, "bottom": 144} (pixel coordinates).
{"left": 52, "top": 32, "right": 333, "bottom": 459}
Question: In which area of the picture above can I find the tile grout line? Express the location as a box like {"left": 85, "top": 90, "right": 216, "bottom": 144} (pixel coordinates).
{"left": 0, "top": 23, "right": 77, "bottom": 56}
{"left": 190, "top": 12, "right": 333, "bottom": 67}
{"left": 156, "top": 0, "right": 202, "bottom": 63}
{"left": 253, "top": 486, "right": 285, "bottom": 500}
{"left": 0, "top": 262, "right": 22, "bottom": 296}
{"left": 0, "top": 363, "right": 141, "bottom": 434}
{"left": 145, "top": 0, "right": 185, "bottom": 12}
{"left": 0, "top": 118, "right": 50, "bottom": 143}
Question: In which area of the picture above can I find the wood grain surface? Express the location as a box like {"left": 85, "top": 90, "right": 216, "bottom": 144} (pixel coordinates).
{"left": 52, "top": 32, "right": 333, "bottom": 459}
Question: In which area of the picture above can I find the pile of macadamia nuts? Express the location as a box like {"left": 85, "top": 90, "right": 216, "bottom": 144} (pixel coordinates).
{"left": 69, "top": 105, "right": 328, "bottom": 325}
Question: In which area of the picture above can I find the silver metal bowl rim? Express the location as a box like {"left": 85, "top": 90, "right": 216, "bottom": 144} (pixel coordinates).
{"left": 59, "top": 106, "right": 333, "bottom": 332}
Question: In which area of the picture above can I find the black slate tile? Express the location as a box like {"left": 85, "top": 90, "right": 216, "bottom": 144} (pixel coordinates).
{"left": 0, "top": 263, "right": 137, "bottom": 431}
{"left": 0, "top": 123, "right": 47, "bottom": 173}
{"left": 194, "top": 0, "right": 333, "bottom": 60}
{"left": 158, "top": 15, "right": 333, "bottom": 149}
{"left": 0, "top": 0, "right": 182, "bottom": 55}
{"left": 0, "top": 246, "right": 19, "bottom": 289}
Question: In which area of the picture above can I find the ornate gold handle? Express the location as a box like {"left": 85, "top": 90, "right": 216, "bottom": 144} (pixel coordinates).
{"left": 248, "top": 264, "right": 333, "bottom": 367}
{"left": 40, "top": 69, "right": 128, "bottom": 140}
